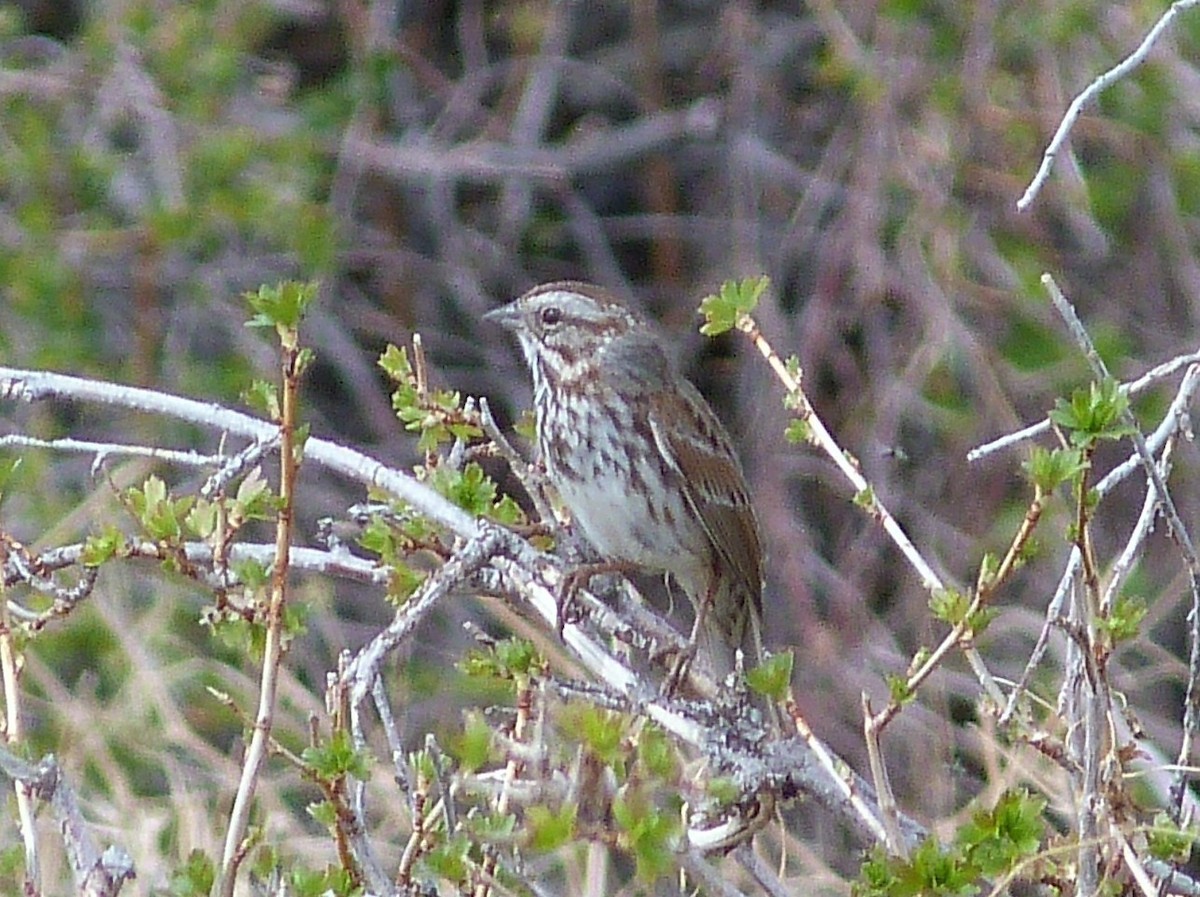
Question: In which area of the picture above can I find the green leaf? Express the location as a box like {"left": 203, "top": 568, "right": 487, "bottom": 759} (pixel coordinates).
{"left": 378, "top": 343, "right": 412, "bottom": 381}
{"left": 244, "top": 280, "right": 317, "bottom": 332}
{"left": 452, "top": 714, "right": 494, "bottom": 773}
{"left": 242, "top": 379, "right": 280, "bottom": 420}
{"left": 465, "top": 811, "right": 517, "bottom": 840}
{"left": 301, "top": 728, "right": 370, "bottom": 780}
{"left": 386, "top": 563, "right": 426, "bottom": 605}
{"left": 458, "top": 637, "right": 539, "bottom": 683}
{"left": 1098, "top": 593, "right": 1147, "bottom": 644}
{"left": 185, "top": 500, "right": 219, "bottom": 539}
{"left": 495, "top": 637, "right": 539, "bottom": 675}
{"left": 1022, "top": 445, "right": 1087, "bottom": 493}
{"left": 746, "top": 650, "right": 793, "bottom": 701}
{"left": 490, "top": 494, "right": 526, "bottom": 526}
{"left": 289, "top": 866, "right": 356, "bottom": 897}
{"left": 526, "top": 803, "right": 576, "bottom": 852}
{"left": 886, "top": 673, "right": 915, "bottom": 706}
{"left": 81, "top": 525, "right": 124, "bottom": 567}
{"left": 167, "top": 849, "right": 216, "bottom": 897}
{"left": 784, "top": 418, "right": 811, "bottom": 444}
{"left": 966, "top": 606, "right": 999, "bottom": 635}
{"left": 294, "top": 346, "right": 316, "bottom": 377}
{"left": 1049, "top": 378, "right": 1137, "bottom": 447}
{"left": 856, "top": 845, "right": 902, "bottom": 897}
{"left": 929, "top": 588, "right": 971, "bottom": 625}
{"left": 247, "top": 843, "right": 277, "bottom": 885}
{"left": 430, "top": 463, "right": 498, "bottom": 516}
{"left": 306, "top": 799, "right": 338, "bottom": 828}
{"left": 231, "top": 557, "right": 270, "bottom": 590}
{"left": 408, "top": 747, "right": 438, "bottom": 784}
{"left": 282, "top": 602, "right": 309, "bottom": 643}
{"left": 956, "top": 789, "right": 1046, "bottom": 876}
{"left": 233, "top": 467, "right": 274, "bottom": 520}
{"left": 613, "top": 795, "right": 680, "bottom": 882}
{"left": 419, "top": 835, "right": 471, "bottom": 884}
{"left": 126, "top": 475, "right": 193, "bottom": 542}
{"left": 977, "top": 552, "right": 1000, "bottom": 589}
{"left": 853, "top": 485, "right": 877, "bottom": 511}
{"left": 357, "top": 516, "right": 396, "bottom": 558}
{"left": 1147, "top": 811, "right": 1197, "bottom": 862}
{"left": 698, "top": 276, "right": 769, "bottom": 335}
{"left": 900, "top": 837, "right": 979, "bottom": 896}
{"left": 634, "top": 724, "right": 677, "bottom": 781}
{"left": 562, "top": 706, "right": 628, "bottom": 765}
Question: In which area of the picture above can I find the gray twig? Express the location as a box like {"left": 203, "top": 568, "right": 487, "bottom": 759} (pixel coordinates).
{"left": 0, "top": 434, "right": 226, "bottom": 468}
{"left": 1000, "top": 333, "right": 1200, "bottom": 725}
{"left": 1017, "top": 0, "right": 1200, "bottom": 211}
{"left": 0, "top": 366, "right": 479, "bottom": 539}
{"left": 0, "top": 748, "right": 135, "bottom": 897}
{"left": 968, "top": 349, "right": 1200, "bottom": 463}
{"left": 1044, "top": 276, "right": 1200, "bottom": 829}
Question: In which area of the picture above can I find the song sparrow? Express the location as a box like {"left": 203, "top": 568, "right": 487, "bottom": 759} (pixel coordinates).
{"left": 484, "top": 281, "right": 764, "bottom": 678}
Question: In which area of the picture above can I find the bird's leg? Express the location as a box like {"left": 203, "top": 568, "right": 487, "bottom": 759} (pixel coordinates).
{"left": 556, "top": 560, "right": 632, "bottom": 637}
{"left": 663, "top": 584, "right": 712, "bottom": 697}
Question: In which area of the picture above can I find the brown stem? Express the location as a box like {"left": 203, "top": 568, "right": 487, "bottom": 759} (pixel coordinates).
{"left": 217, "top": 339, "right": 302, "bottom": 897}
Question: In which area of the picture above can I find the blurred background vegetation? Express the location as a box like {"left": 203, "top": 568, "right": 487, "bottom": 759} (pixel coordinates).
{"left": 3, "top": 0, "right": 1200, "bottom": 892}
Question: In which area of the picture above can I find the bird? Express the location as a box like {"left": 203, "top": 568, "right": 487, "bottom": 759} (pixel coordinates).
{"left": 484, "top": 281, "right": 764, "bottom": 681}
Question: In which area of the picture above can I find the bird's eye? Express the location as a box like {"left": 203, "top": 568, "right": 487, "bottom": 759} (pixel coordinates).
{"left": 540, "top": 306, "right": 563, "bottom": 326}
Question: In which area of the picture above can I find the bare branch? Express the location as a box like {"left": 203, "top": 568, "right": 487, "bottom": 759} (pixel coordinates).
{"left": 1017, "top": 0, "right": 1200, "bottom": 211}
{"left": 1000, "top": 350, "right": 1200, "bottom": 724}
{"left": 968, "top": 349, "right": 1200, "bottom": 463}
{"left": 1042, "top": 274, "right": 1200, "bottom": 590}
{"left": 0, "top": 748, "right": 135, "bottom": 897}
{"left": 0, "top": 366, "right": 479, "bottom": 539}
{"left": 0, "top": 434, "right": 226, "bottom": 468}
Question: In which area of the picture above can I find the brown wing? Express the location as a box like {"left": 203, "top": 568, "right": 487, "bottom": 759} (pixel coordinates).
{"left": 648, "top": 380, "right": 764, "bottom": 641}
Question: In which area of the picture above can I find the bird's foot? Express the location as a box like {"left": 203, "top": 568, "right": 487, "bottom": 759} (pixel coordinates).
{"left": 662, "top": 641, "right": 698, "bottom": 697}
{"left": 555, "top": 561, "right": 630, "bottom": 638}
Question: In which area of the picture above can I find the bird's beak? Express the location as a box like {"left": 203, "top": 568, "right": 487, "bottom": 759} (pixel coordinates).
{"left": 482, "top": 302, "right": 522, "bottom": 330}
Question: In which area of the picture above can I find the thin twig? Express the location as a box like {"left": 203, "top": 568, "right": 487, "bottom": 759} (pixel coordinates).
{"left": 1000, "top": 330, "right": 1200, "bottom": 724}
{"left": 1043, "top": 274, "right": 1200, "bottom": 578}
{"left": 473, "top": 677, "right": 534, "bottom": 897}
{"left": 479, "top": 396, "right": 556, "bottom": 525}
{"left": 0, "top": 549, "right": 38, "bottom": 894}
{"left": 497, "top": 0, "right": 573, "bottom": 233}
{"left": 1041, "top": 276, "right": 1200, "bottom": 820}
{"left": 1115, "top": 826, "right": 1159, "bottom": 897}
{"left": 967, "top": 349, "right": 1200, "bottom": 463}
{"left": 217, "top": 334, "right": 304, "bottom": 897}
{"left": 677, "top": 846, "right": 752, "bottom": 897}
{"left": 733, "top": 841, "right": 792, "bottom": 897}
{"left": 0, "top": 366, "right": 479, "bottom": 539}
{"left": 0, "top": 434, "right": 226, "bottom": 468}
{"left": 738, "top": 314, "right": 1014, "bottom": 734}
{"left": 1100, "top": 436, "right": 1178, "bottom": 615}
{"left": 784, "top": 701, "right": 892, "bottom": 848}
{"left": 0, "top": 748, "right": 135, "bottom": 897}
{"left": 201, "top": 436, "right": 278, "bottom": 498}
{"left": 736, "top": 317, "right": 941, "bottom": 591}
{"left": 1017, "top": 0, "right": 1200, "bottom": 211}
{"left": 861, "top": 694, "right": 906, "bottom": 858}
{"left": 340, "top": 659, "right": 394, "bottom": 897}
